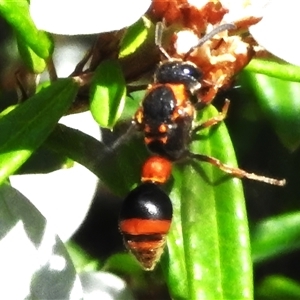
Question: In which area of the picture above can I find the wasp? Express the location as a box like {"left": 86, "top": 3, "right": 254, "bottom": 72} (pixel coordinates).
{"left": 119, "top": 23, "right": 286, "bottom": 271}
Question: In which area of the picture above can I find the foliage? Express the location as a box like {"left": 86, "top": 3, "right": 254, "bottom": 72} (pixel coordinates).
{"left": 0, "top": 1, "right": 300, "bottom": 299}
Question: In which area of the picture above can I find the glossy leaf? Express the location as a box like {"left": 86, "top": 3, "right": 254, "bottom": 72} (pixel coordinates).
{"left": 103, "top": 253, "right": 143, "bottom": 277}
{"left": 90, "top": 59, "right": 126, "bottom": 128}
{"left": 46, "top": 123, "right": 147, "bottom": 196}
{"left": 0, "top": 0, "right": 53, "bottom": 59}
{"left": 119, "top": 17, "right": 152, "bottom": 58}
{"left": 118, "top": 91, "right": 144, "bottom": 122}
{"left": 251, "top": 212, "right": 300, "bottom": 263}
{"left": 16, "top": 34, "right": 46, "bottom": 73}
{"left": 239, "top": 71, "right": 300, "bottom": 151}
{"left": 256, "top": 275, "right": 300, "bottom": 300}
{"left": 165, "top": 105, "right": 252, "bottom": 300}
{"left": 0, "top": 78, "right": 79, "bottom": 184}
{"left": 245, "top": 59, "right": 300, "bottom": 82}
{"left": 66, "top": 241, "right": 99, "bottom": 273}
{"left": 161, "top": 169, "right": 188, "bottom": 298}
{"left": 0, "top": 183, "right": 83, "bottom": 299}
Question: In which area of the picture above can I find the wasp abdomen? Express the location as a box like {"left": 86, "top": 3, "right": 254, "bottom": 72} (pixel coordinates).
{"left": 119, "top": 182, "right": 172, "bottom": 270}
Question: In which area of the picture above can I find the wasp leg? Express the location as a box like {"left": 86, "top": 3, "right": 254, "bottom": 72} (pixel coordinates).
{"left": 193, "top": 99, "right": 230, "bottom": 132}
{"left": 107, "top": 123, "right": 137, "bottom": 152}
{"left": 190, "top": 153, "right": 286, "bottom": 186}
{"left": 191, "top": 99, "right": 286, "bottom": 186}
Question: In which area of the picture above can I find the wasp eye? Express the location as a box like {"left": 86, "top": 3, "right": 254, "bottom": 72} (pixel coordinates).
{"left": 182, "top": 64, "right": 202, "bottom": 80}
{"left": 154, "top": 61, "right": 202, "bottom": 93}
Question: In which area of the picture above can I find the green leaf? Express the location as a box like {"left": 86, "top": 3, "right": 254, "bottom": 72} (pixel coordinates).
{"left": 256, "top": 275, "right": 300, "bottom": 300}
{"left": 161, "top": 170, "right": 188, "bottom": 298}
{"left": 119, "top": 17, "right": 152, "bottom": 58}
{"left": 103, "top": 253, "right": 142, "bottom": 277}
{"left": 90, "top": 59, "right": 126, "bottom": 128}
{"left": 0, "top": 78, "right": 79, "bottom": 184}
{"left": 245, "top": 59, "right": 300, "bottom": 82}
{"left": 46, "top": 89, "right": 144, "bottom": 195}
{"left": 239, "top": 71, "right": 300, "bottom": 151}
{"left": 65, "top": 241, "right": 99, "bottom": 273}
{"left": 16, "top": 33, "right": 46, "bottom": 73}
{"left": 251, "top": 212, "right": 300, "bottom": 264}
{"left": 16, "top": 145, "right": 72, "bottom": 174}
{"left": 165, "top": 105, "right": 252, "bottom": 300}
{"left": 119, "top": 90, "right": 144, "bottom": 122}
{"left": 0, "top": 105, "right": 18, "bottom": 117}
{"left": 46, "top": 123, "right": 147, "bottom": 196}
{"left": 0, "top": 0, "right": 53, "bottom": 59}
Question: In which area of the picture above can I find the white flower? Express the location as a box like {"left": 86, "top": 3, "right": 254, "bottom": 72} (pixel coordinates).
{"left": 250, "top": 0, "right": 300, "bottom": 66}
{"left": 30, "top": 0, "right": 151, "bottom": 35}
{"left": 219, "top": 0, "right": 300, "bottom": 66}
{"left": 220, "top": 0, "right": 269, "bottom": 23}
{"left": 80, "top": 272, "right": 134, "bottom": 300}
{"left": 10, "top": 112, "right": 100, "bottom": 241}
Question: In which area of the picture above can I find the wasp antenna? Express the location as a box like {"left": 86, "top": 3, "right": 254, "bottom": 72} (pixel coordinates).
{"left": 184, "top": 23, "right": 236, "bottom": 59}
{"left": 155, "top": 21, "right": 172, "bottom": 60}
